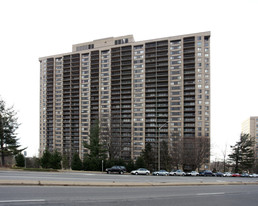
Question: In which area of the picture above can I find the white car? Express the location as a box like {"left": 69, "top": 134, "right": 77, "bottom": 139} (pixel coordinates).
{"left": 131, "top": 168, "right": 150, "bottom": 175}
{"left": 169, "top": 170, "right": 186, "bottom": 176}
{"left": 249, "top": 173, "right": 258, "bottom": 178}
{"left": 223, "top": 172, "right": 232, "bottom": 177}
{"left": 186, "top": 171, "right": 199, "bottom": 176}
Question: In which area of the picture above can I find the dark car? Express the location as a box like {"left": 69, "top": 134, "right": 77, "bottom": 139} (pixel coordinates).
{"left": 199, "top": 170, "right": 213, "bottom": 176}
{"left": 106, "top": 166, "right": 126, "bottom": 174}
{"left": 215, "top": 172, "right": 224, "bottom": 177}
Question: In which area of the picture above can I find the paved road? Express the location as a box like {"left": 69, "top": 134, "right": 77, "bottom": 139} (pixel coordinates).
{"left": 0, "top": 185, "right": 258, "bottom": 206}
{"left": 1, "top": 170, "right": 258, "bottom": 185}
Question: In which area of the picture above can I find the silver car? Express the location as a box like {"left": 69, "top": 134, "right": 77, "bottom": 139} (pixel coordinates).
{"left": 169, "top": 169, "right": 186, "bottom": 176}
{"left": 152, "top": 170, "right": 169, "bottom": 176}
{"left": 131, "top": 168, "right": 150, "bottom": 175}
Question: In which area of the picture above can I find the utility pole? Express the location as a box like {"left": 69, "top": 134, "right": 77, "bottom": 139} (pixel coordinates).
{"left": 158, "top": 121, "right": 169, "bottom": 170}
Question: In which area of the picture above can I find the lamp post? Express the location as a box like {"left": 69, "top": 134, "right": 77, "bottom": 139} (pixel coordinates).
{"left": 158, "top": 121, "right": 169, "bottom": 171}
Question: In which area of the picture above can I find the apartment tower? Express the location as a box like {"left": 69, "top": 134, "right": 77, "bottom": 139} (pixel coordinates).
{"left": 39, "top": 32, "right": 211, "bottom": 169}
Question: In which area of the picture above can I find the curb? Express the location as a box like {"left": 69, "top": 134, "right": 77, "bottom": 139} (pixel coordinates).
{"left": 1, "top": 180, "right": 258, "bottom": 187}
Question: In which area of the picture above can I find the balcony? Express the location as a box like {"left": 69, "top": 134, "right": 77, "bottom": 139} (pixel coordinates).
{"left": 184, "top": 113, "right": 195, "bottom": 117}
{"left": 145, "top": 43, "right": 156, "bottom": 48}
{"left": 157, "top": 47, "right": 168, "bottom": 51}
{"left": 184, "top": 86, "right": 195, "bottom": 91}
{"left": 183, "top": 42, "right": 195, "bottom": 48}
{"left": 184, "top": 102, "right": 195, "bottom": 106}
{"left": 184, "top": 54, "right": 195, "bottom": 58}
{"left": 111, "top": 53, "right": 120, "bottom": 57}
{"left": 184, "top": 81, "right": 195, "bottom": 85}
{"left": 184, "top": 71, "right": 195, "bottom": 75}
{"left": 157, "top": 52, "right": 168, "bottom": 57}
{"left": 146, "top": 79, "right": 156, "bottom": 83}
{"left": 184, "top": 59, "right": 195, "bottom": 64}
{"left": 184, "top": 123, "right": 195, "bottom": 127}
{"left": 183, "top": 49, "right": 195, "bottom": 54}
{"left": 121, "top": 56, "right": 131, "bottom": 61}
{"left": 121, "top": 61, "right": 131, "bottom": 66}
{"left": 184, "top": 97, "right": 195, "bottom": 101}
{"left": 184, "top": 118, "right": 195, "bottom": 122}
{"left": 121, "top": 52, "right": 131, "bottom": 56}
{"left": 111, "top": 62, "right": 120, "bottom": 66}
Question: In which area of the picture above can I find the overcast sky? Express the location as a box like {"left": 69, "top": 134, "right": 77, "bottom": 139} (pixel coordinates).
{"left": 0, "top": 0, "right": 257, "bottom": 159}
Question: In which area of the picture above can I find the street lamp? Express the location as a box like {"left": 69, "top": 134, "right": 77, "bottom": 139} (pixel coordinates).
{"left": 158, "top": 121, "right": 169, "bottom": 171}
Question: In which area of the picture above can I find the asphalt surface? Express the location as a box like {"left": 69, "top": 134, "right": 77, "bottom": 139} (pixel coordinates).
{"left": 1, "top": 185, "right": 258, "bottom": 206}
{"left": 0, "top": 169, "right": 258, "bottom": 187}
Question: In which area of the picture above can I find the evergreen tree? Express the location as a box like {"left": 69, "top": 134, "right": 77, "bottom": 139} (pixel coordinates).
{"left": 83, "top": 156, "right": 101, "bottom": 171}
{"left": 84, "top": 122, "right": 107, "bottom": 160}
{"left": 228, "top": 133, "right": 255, "bottom": 173}
{"left": 40, "top": 150, "right": 52, "bottom": 168}
{"left": 50, "top": 150, "right": 62, "bottom": 169}
{"left": 142, "top": 143, "right": 154, "bottom": 171}
{"left": 71, "top": 153, "right": 83, "bottom": 170}
{"left": 135, "top": 156, "right": 145, "bottom": 169}
{"left": 126, "top": 159, "right": 135, "bottom": 172}
{"left": 15, "top": 153, "right": 25, "bottom": 167}
{"left": 0, "top": 98, "right": 25, "bottom": 166}
{"left": 83, "top": 122, "right": 107, "bottom": 171}
{"left": 62, "top": 154, "right": 70, "bottom": 169}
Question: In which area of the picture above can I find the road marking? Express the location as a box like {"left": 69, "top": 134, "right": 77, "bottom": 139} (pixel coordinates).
{"left": 0, "top": 199, "right": 45, "bottom": 203}
{"left": 196, "top": 192, "right": 225, "bottom": 196}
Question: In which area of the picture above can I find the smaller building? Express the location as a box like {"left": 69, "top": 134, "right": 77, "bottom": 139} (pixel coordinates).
{"left": 241, "top": 116, "right": 258, "bottom": 160}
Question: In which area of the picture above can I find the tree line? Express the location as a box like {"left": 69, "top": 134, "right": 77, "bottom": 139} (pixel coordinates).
{"left": 1, "top": 97, "right": 257, "bottom": 173}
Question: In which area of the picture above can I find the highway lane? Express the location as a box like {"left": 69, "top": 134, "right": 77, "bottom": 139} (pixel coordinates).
{"left": 1, "top": 170, "right": 258, "bottom": 184}
{"left": 0, "top": 185, "right": 258, "bottom": 206}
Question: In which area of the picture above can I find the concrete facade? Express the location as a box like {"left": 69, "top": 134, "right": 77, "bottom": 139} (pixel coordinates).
{"left": 39, "top": 32, "right": 211, "bottom": 168}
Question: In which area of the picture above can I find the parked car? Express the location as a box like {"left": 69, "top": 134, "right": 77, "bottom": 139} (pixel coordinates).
{"left": 169, "top": 170, "right": 185, "bottom": 176}
{"left": 152, "top": 170, "right": 169, "bottom": 176}
{"left": 215, "top": 172, "right": 224, "bottom": 177}
{"left": 249, "top": 173, "right": 258, "bottom": 178}
{"left": 199, "top": 170, "right": 213, "bottom": 176}
{"left": 241, "top": 173, "right": 249, "bottom": 177}
{"left": 131, "top": 168, "right": 150, "bottom": 175}
{"left": 223, "top": 172, "right": 232, "bottom": 177}
{"left": 185, "top": 171, "right": 199, "bottom": 176}
{"left": 231, "top": 173, "right": 241, "bottom": 177}
{"left": 106, "top": 166, "right": 126, "bottom": 174}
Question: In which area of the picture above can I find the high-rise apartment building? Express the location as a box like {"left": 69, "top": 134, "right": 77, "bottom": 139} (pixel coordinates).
{"left": 39, "top": 32, "right": 211, "bottom": 169}
{"left": 242, "top": 117, "right": 258, "bottom": 159}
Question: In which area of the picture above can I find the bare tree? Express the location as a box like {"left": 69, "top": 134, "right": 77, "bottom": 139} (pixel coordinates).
{"left": 194, "top": 137, "right": 210, "bottom": 171}
{"left": 183, "top": 137, "right": 210, "bottom": 171}
{"left": 170, "top": 137, "right": 184, "bottom": 170}
{"left": 160, "top": 140, "right": 172, "bottom": 170}
{"left": 99, "top": 116, "right": 121, "bottom": 160}
{"left": 221, "top": 143, "right": 228, "bottom": 173}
